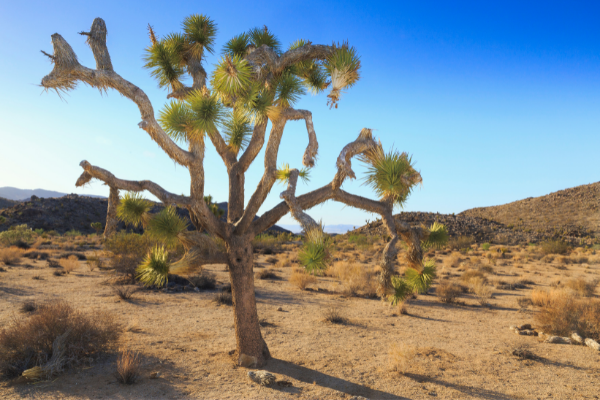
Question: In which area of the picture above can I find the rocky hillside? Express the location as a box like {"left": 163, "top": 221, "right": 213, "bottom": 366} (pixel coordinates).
{"left": 0, "top": 197, "right": 19, "bottom": 210}
{"left": 0, "top": 194, "right": 289, "bottom": 235}
{"left": 350, "top": 212, "right": 534, "bottom": 245}
{"left": 460, "top": 182, "right": 600, "bottom": 244}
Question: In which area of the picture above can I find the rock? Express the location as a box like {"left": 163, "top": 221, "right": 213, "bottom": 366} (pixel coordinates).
{"left": 571, "top": 332, "right": 584, "bottom": 345}
{"left": 239, "top": 354, "right": 257, "bottom": 368}
{"left": 585, "top": 338, "right": 600, "bottom": 351}
{"left": 349, "top": 397, "right": 370, "bottom": 400}
{"left": 150, "top": 372, "right": 160, "bottom": 379}
{"left": 248, "top": 370, "right": 276, "bottom": 386}
{"left": 521, "top": 330, "right": 536, "bottom": 336}
{"left": 519, "top": 324, "right": 532, "bottom": 330}
{"left": 276, "top": 306, "right": 283, "bottom": 311}
{"left": 545, "top": 336, "right": 572, "bottom": 344}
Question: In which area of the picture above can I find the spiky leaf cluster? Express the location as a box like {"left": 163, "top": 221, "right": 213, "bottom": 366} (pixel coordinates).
{"left": 405, "top": 261, "right": 437, "bottom": 294}
{"left": 276, "top": 163, "right": 310, "bottom": 184}
{"left": 144, "top": 40, "right": 185, "bottom": 91}
{"left": 222, "top": 110, "right": 252, "bottom": 154}
{"left": 117, "top": 192, "right": 152, "bottom": 228}
{"left": 298, "top": 226, "right": 332, "bottom": 274}
{"left": 361, "top": 147, "right": 420, "bottom": 207}
{"left": 137, "top": 246, "right": 170, "bottom": 287}
{"left": 158, "top": 100, "right": 196, "bottom": 143}
{"left": 274, "top": 73, "right": 306, "bottom": 108}
{"left": 388, "top": 276, "right": 412, "bottom": 305}
{"left": 249, "top": 26, "right": 281, "bottom": 54}
{"left": 211, "top": 55, "right": 252, "bottom": 99}
{"left": 223, "top": 33, "right": 250, "bottom": 57}
{"left": 182, "top": 14, "right": 217, "bottom": 58}
{"left": 204, "top": 195, "right": 224, "bottom": 218}
{"left": 288, "top": 40, "right": 329, "bottom": 94}
{"left": 422, "top": 222, "right": 449, "bottom": 251}
{"left": 147, "top": 206, "right": 189, "bottom": 248}
{"left": 324, "top": 44, "right": 361, "bottom": 108}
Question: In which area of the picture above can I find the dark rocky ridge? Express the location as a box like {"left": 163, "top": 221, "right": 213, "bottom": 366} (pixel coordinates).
{"left": 0, "top": 194, "right": 289, "bottom": 235}
{"left": 0, "top": 197, "right": 19, "bottom": 210}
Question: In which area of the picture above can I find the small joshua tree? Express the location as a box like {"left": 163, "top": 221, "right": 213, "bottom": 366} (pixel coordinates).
{"left": 90, "top": 222, "right": 103, "bottom": 235}
{"left": 39, "top": 16, "right": 445, "bottom": 367}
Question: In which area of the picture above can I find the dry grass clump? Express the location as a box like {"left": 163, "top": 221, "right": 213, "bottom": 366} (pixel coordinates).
{"left": 322, "top": 307, "right": 348, "bottom": 324}
{"left": 535, "top": 293, "right": 600, "bottom": 341}
{"left": 187, "top": 272, "right": 216, "bottom": 290}
{"left": 115, "top": 349, "right": 141, "bottom": 384}
{"left": 436, "top": 281, "right": 462, "bottom": 303}
{"left": 444, "top": 252, "right": 462, "bottom": 269}
{"left": 0, "top": 301, "right": 119, "bottom": 379}
{"left": 255, "top": 268, "right": 279, "bottom": 280}
{"left": 214, "top": 292, "right": 233, "bottom": 306}
{"left": 564, "top": 277, "right": 599, "bottom": 297}
{"left": 460, "top": 269, "right": 487, "bottom": 285}
{"left": 388, "top": 343, "right": 418, "bottom": 374}
{"left": 20, "top": 301, "right": 38, "bottom": 313}
{"left": 113, "top": 286, "right": 138, "bottom": 300}
{"left": 471, "top": 277, "right": 493, "bottom": 306}
{"left": 289, "top": 269, "right": 317, "bottom": 290}
{"left": 59, "top": 255, "right": 79, "bottom": 274}
{"left": 276, "top": 256, "right": 292, "bottom": 269}
{"left": 328, "top": 261, "right": 377, "bottom": 297}
{"left": 0, "top": 247, "right": 24, "bottom": 265}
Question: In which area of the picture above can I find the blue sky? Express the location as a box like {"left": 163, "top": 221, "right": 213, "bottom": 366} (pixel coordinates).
{"left": 0, "top": 1, "right": 598, "bottom": 227}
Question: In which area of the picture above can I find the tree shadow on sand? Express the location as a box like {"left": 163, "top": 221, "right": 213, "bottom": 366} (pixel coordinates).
{"left": 403, "top": 373, "right": 516, "bottom": 400}
{"left": 265, "top": 358, "right": 409, "bottom": 399}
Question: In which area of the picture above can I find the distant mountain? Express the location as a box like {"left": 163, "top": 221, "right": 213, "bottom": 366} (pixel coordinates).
{"left": 0, "top": 187, "right": 105, "bottom": 201}
{"left": 278, "top": 224, "right": 356, "bottom": 234}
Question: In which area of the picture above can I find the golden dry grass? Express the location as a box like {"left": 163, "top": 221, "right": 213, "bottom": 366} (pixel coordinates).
{"left": 289, "top": 270, "right": 317, "bottom": 290}
{"left": 0, "top": 247, "right": 23, "bottom": 265}
{"left": 59, "top": 255, "right": 80, "bottom": 274}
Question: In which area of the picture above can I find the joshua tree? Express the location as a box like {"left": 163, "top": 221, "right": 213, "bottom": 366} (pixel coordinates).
{"left": 40, "top": 16, "right": 440, "bottom": 367}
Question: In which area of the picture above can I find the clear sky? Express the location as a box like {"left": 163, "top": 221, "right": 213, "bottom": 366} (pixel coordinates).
{"left": 0, "top": 1, "right": 598, "bottom": 227}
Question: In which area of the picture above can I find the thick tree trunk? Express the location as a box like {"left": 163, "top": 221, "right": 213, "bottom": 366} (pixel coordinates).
{"left": 104, "top": 186, "right": 119, "bottom": 239}
{"left": 227, "top": 235, "right": 270, "bottom": 367}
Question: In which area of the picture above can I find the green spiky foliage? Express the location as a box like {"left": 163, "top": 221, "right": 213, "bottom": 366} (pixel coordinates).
{"left": 274, "top": 73, "right": 306, "bottom": 108}
{"left": 422, "top": 222, "right": 449, "bottom": 251}
{"left": 182, "top": 14, "right": 218, "bottom": 59}
{"left": 388, "top": 276, "right": 412, "bottom": 305}
{"left": 324, "top": 44, "right": 361, "bottom": 108}
{"left": 223, "top": 33, "right": 250, "bottom": 57}
{"left": 211, "top": 55, "right": 253, "bottom": 99}
{"left": 90, "top": 222, "right": 103, "bottom": 234}
{"left": 204, "top": 195, "right": 224, "bottom": 219}
{"left": 222, "top": 110, "right": 252, "bottom": 154}
{"left": 147, "top": 206, "right": 189, "bottom": 248}
{"left": 187, "top": 91, "right": 225, "bottom": 137}
{"left": 298, "top": 226, "right": 331, "bottom": 274}
{"left": 276, "top": 163, "right": 310, "bottom": 184}
{"left": 117, "top": 192, "right": 153, "bottom": 228}
{"left": 249, "top": 26, "right": 281, "bottom": 54}
{"left": 137, "top": 246, "right": 170, "bottom": 287}
{"left": 288, "top": 40, "right": 329, "bottom": 94}
{"left": 361, "top": 147, "right": 420, "bottom": 207}
{"left": 405, "top": 260, "right": 437, "bottom": 294}
{"left": 158, "top": 100, "right": 196, "bottom": 143}
{"left": 143, "top": 39, "right": 185, "bottom": 92}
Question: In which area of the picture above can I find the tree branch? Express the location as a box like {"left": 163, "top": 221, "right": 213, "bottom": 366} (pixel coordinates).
{"left": 280, "top": 169, "right": 320, "bottom": 232}
{"left": 40, "top": 25, "right": 194, "bottom": 167}
{"left": 76, "top": 160, "right": 191, "bottom": 207}
{"left": 332, "top": 128, "right": 378, "bottom": 190}
{"left": 245, "top": 43, "right": 334, "bottom": 76}
{"left": 238, "top": 122, "right": 268, "bottom": 172}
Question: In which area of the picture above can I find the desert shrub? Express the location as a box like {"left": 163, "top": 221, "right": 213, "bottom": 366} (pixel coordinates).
{"left": 517, "top": 297, "right": 533, "bottom": 309}
{"left": 104, "top": 232, "right": 156, "bottom": 259}
{"left": 63, "top": 229, "right": 82, "bottom": 238}
{"left": 0, "top": 247, "right": 23, "bottom": 265}
{"left": 214, "top": 292, "right": 233, "bottom": 305}
{"left": 298, "top": 228, "right": 332, "bottom": 274}
{"left": 187, "top": 272, "right": 216, "bottom": 290}
{"left": 481, "top": 243, "right": 491, "bottom": 251}
{"left": 445, "top": 252, "right": 462, "bottom": 268}
{"left": 0, "top": 216, "right": 6, "bottom": 224}
{"left": 564, "top": 277, "right": 599, "bottom": 297}
{"left": 59, "top": 255, "right": 79, "bottom": 274}
{"left": 23, "top": 250, "right": 49, "bottom": 260}
{"left": 447, "top": 235, "right": 474, "bottom": 251}
{"left": 53, "top": 270, "right": 66, "bottom": 277}
{"left": 115, "top": 349, "right": 140, "bottom": 384}
{"left": 541, "top": 240, "right": 569, "bottom": 255}
{"left": 471, "top": 277, "right": 493, "bottom": 306}
{"left": 289, "top": 270, "right": 317, "bottom": 290}
{"left": 436, "top": 281, "right": 462, "bottom": 303}
{"left": 265, "top": 256, "right": 278, "bottom": 264}
{"left": 322, "top": 307, "right": 347, "bottom": 324}
{"left": 0, "top": 301, "right": 119, "bottom": 379}
{"left": 20, "top": 301, "right": 38, "bottom": 313}
{"left": 0, "top": 225, "right": 35, "bottom": 247}
{"left": 252, "top": 233, "right": 292, "bottom": 253}
{"left": 90, "top": 222, "right": 103, "bottom": 235}
{"left": 460, "top": 269, "right": 487, "bottom": 285}
{"left": 86, "top": 253, "right": 102, "bottom": 271}
{"left": 347, "top": 233, "right": 370, "bottom": 249}
{"left": 530, "top": 288, "right": 570, "bottom": 308}
{"left": 328, "top": 261, "right": 376, "bottom": 297}
{"left": 113, "top": 286, "right": 138, "bottom": 300}
{"left": 535, "top": 295, "right": 600, "bottom": 341}
{"left": 255, "top": 268, "right": 279, "bottom": 280}
{"left": 276, "top": 256, "right": 292, "bottom": 269}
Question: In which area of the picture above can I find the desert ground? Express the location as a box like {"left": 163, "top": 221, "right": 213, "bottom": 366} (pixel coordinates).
{"left": 1, "top": 233, "right": 599, "bottom": 400}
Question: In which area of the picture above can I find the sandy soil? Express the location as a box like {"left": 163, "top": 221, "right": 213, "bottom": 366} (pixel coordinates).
{"left": 1, "top": 243, "right": 599, "bottom": 400}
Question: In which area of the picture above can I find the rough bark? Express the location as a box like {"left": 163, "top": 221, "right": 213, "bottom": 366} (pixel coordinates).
{"left": 104, "top": 187, "right": 119, "bottom": 239}
{"left": 227, "top": 235, "right": 270, "bottom": 367}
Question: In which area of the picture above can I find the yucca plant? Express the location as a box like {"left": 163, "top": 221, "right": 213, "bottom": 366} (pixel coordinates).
{"left": 422, "top": 222, "right": 449, "bottom": 251}
{"left": 222, "top": 109, "right": 252, "bottom": 154}
{"left": 158, "top": 100, "right": 196, "bottom": 143}
{"left": 146, "top": 206, "right": 188, "bottom": 248}
{"left": 187, "top": 91, "right": 225, "bottom": 137}
{"left": 116, "top": 192, "right": 152, "bottom": 228}
{"left": 388, "top": 276, "right": 412, "bottom": 305}
{"left": 274, "top": 73, "right": 306, "bottom": 108}
{"left": 276, "top": 163, "right": 310, "bottom": 184}
{"left": 324, "top": 44, "right": 360, "bottom": 108}
{"left": 361, "top": 147, "right": 421, "bottom": 208}
{"left": 298, "top": 226, "right": 332, "bottom": 274}
{"left": 182, "top": 14, "right": 217, "bottom": 59}
{"left": 143, "top": 37, "right": 185, "bottom": 92}
{"left": 136, "top": 246, "right": 171, "bottom": 287}
{"left": 222, "top": 33, "right": 250, "bottom": 57}
{"left": 405, "top": 260, "right": 437, "bottom": 294}
{"left": 248, "top": 26, "right": 281, "bottom": 53}
{"left": 211, "top": 55, "right": 252, "bottom": 99}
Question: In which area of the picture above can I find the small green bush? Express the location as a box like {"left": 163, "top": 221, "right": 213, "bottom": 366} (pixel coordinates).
{"left": 64, "top": 230, "right": 82, "bottom": 237}
{"left": 0, "top": 216, "right": 6, "bottom": 225}
{"left": 0, "top": 225, "right": 35, "bottom": 246}
{"left": 481, "top": 243, "right": 491, "bottom": 251}
{"left": 34, "top": 228, "right": 44, "bottom": 235}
